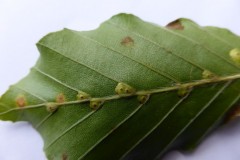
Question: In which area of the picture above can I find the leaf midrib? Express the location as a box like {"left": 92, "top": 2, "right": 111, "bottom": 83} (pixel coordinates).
{"left": 1, "top": 74, "right": 240, "bottom": 118}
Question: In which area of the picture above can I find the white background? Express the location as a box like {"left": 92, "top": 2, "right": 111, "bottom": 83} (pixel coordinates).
{"left": 0, "top": 0, "right": 240, "bottom": 160}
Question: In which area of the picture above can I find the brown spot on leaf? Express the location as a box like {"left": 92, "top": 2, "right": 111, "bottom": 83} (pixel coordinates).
{"left": 225, "top": 105, "right": 240, "bottom": 123}
{"left": 166, "top": 19, "right": 184, "bottom": 30}
{"left": 16, "top": 95, "right": 27, "bottom": 107}
{"left": 121, "top": 36, "right": 134, "bottom": 46}
{"left": 62, "top": 153, "right": 68, "bottom": 160}
{"left": 56, "top": 93, "right": 66, "bottom": 103}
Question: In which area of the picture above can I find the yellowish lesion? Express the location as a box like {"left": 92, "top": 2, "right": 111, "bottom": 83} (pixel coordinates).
{"left": 56, "top": 93, "right": 66, "bottom": 103}
{"left": 202, "top": 70, "right": 217, "bottom": 79}
{"left": 229, "top": 48, "right": 240, "bottom": 64}
{"left": 16, "top": 94, "right": 27, "bottom": 108}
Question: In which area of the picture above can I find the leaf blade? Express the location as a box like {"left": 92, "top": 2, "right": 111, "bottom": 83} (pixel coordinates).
{"left": 0, "top": 13, "right": 240, "bottom": 159}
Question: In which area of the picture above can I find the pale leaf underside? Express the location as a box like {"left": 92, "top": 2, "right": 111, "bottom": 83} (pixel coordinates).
{"left": 0, "top": 14, "right": 240, "bottom": 160}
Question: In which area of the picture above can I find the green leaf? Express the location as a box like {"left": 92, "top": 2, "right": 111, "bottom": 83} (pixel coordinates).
{"left": 1, "top": 13, "right": 240, "bottom": 159}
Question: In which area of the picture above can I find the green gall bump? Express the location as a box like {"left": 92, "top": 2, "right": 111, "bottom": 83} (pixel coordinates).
{"left": 229, "top": 48, "right": 240, "bottom": 64}
{"left": 90, "top": 99, "right": 104, "bottom": 110}
{"left": 137, "top": 94, "right": 150, "bottom": 104}
{"left": 115, "top": 82, "right": 136, "bottom": 95}
{"left": 177, "top": 86, "right": 192, "bottom": 98}
{"left": 46, "top": 102, "right": 59, "bottom": 113}
{"left": 202, "top": 70, "right": 216, "bottom": 79}
{"left": 77, "top": 91, "right": 91, "bottom": 100}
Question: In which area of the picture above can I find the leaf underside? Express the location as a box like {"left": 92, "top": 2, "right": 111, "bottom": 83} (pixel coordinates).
{"left": 0, "top": 14, "right": 240, "bottom": 160}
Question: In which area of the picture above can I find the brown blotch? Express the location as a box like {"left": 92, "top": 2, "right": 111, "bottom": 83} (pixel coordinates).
{"left": 62, "top": 153, "right": 68, "bottom": 160}
{"left": 166, "top": 19, "right": 184, "bottom": 30}
{"left": 225, "top": 105, "right": 240, "bottom": 123}
{"left": 56, "top": 93, "right": 66, "bottom": 103}
{"left": 121, "top": 36, "right": 134, "bottom": 46}
{"left": 16, "top": 95, "right": 27, "bottom": 107}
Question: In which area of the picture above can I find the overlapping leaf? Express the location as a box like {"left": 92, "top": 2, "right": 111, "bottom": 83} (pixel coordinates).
{"left": 0, "top": 14, "right": 240, "bottom": 160}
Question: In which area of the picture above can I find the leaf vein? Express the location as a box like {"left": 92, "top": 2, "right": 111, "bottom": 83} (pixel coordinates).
{"left": 44, "top": 110, "right": 95, "bottom": 150}
{"left": 74, "top": 32, "right": 180, "bottom": 83}
{"left": 154, "top": 80, "right": 232, "bottom": 159}
{"left": 37, "top": 43, "right": 119, "bottom": 83}
{"left": 78, "top": 103, "right": 145, "bottom": 159}
{"left": 186, "top": 89, "right": 240, "bottom": 150}
{"left": 186, "top": 22, "right": 240, "bottom": 69}
{"left": 33, "top": 67, "right": 79, "bottom": 92}
{"left": 15, "top": 85, "right": 47, "bottom": 102}
{"left": 203, "top": 27, "right": 238, "bottom": 48}
{"left": 120, "top": 94, "right": 189, "bottom": 159}
{"left": 107, "top": 21, "right": 206, "bottom": 72}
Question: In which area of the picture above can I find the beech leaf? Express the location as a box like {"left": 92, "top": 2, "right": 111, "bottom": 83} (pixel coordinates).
{"left": 0, "top": 14, "right": 240, "bottom": 160}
